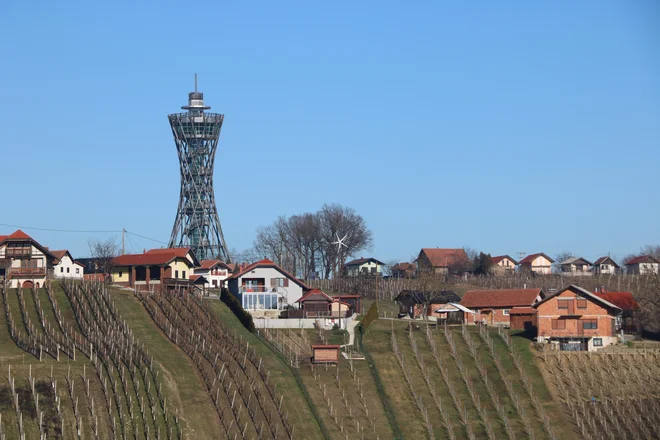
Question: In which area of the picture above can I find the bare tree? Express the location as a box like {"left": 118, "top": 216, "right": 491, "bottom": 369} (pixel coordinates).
{"left": 88, "top": 237, "right": 119, "bottom": 276}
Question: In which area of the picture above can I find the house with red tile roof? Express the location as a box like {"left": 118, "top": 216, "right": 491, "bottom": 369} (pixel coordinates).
{"left": 491, "top": 255, "right": 517, "bottom": 275}
{"left": 194, "top": 259, "right": 232, "bottom": 289}
{"left": 518, "top": 253, "right": 554, "bottom": 275}
{"left": 416, "top": 248, "right": 469, "bottom": 274}
{"left": 391, "top": 262, "right": 416, "bottom": 278}
{"left": 0, "top": 230, "right": 57, "bottom": 288}
{"left": 51, "top": 250, "right": 85, "bottom": 280}
{"left": 592, "top": 256, "right": 620, "bottom": 275}
{"left": 227, "top": 259, "right": 310, "bottom": 317}
{"left": 460, "top": 288, "right": 544, "bottom": 326}
{"left": 109, "top": 248, "right": 200, "bottom": 292}
{"left": 625, "top": 255, "right": 660, "bottom": 275}
{"left": 534, "top": 285, "right": 622, "bottom": 351}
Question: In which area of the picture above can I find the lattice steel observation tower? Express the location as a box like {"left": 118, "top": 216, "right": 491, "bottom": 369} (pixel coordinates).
{"left": 168, "top": 75, "right": 231, "bottom": 262}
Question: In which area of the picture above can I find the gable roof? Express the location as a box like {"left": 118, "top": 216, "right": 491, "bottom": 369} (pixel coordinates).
{"left": 392, "top": 262, "right": 415, "bottom": 271}
{"left": 229, "top": 259, "right": 310, "bottom": 290}
{"left": 594, "top": 256, "right": 619, "bottom": 267}
{"left": 394, "top": 290, "right": 461, "bottom": 305}
{"left": 593, "top": 291, "right": 639, "bottom": 311}
{"left": 199, "top": 259, "right": 230, "bottom": 270}
{"left": 460, "top": 289, "right": 543, "bottom": 309}
{"left": 295, "top": 289, "right": 333, "bottom": 303}
{"left": 0, "top": 229, "right": 56, "bottom": 260}
{"left": 434, "top": 303, "right": 475, "bottom": 314}
{"left": 560, "top": 257, "right": 592, "bottom": 266}
{"left": 419, "top": 248, "right": 468, "bottom": 268}
{"left": 491, "top": 255, "right": 518, "bottom": 265}
{"left": 344, "top": 257, "right": 385, "bottom": 267}
{"left": 533, "top": 285, "right": 621, "bottom": 311}
{"left": 51, "top": 250, "right": 70, "bottom": 261}
{"left": 625, "top": 255, "right": 660, "bottom": 265}
{"left": 111, "top": 248, "right": 200, "bottom": 268}
{"left": 519, "top": 253, "right": 555, "bottom": 264}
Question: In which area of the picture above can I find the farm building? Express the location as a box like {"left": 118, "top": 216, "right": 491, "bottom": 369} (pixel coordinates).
{"left": 593, "top": 289, "right": 639, "bottom": 334}
{"left": 433, "top": 303, "right": 475, "bottom": 325}
{"left": 394, "top": 290, "right": 461, "bottom": 319}
{"left": 509, "top": 307, "right": 537, "bottom": 331}
{"left": 460, "top": 288, "right": 545, "bottom": 326}
{"left": 534, "top": 285, "right": 622, "bottom": 351}
{"left": 415, "top": 248, "right": 470, "bottom": 274}
{"left": 390, "top": 262, "right": 416, "bottom": 278}
{"left": 110, "top": 247, "right": 201, "bottom": 292}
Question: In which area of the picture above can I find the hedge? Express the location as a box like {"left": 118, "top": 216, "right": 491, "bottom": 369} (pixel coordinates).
{"left": 220, "top": 288, "right": 255, "bottom": 332}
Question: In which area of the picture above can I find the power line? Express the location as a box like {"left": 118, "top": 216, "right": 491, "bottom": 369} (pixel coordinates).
{"left": 0, "top": 223, "right": 120, "bottom": 234}
{"left": 125, "top": 230, "right": 169, "bottom": 246}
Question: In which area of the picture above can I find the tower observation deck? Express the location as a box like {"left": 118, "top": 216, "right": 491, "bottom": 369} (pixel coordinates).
{"left": 167, "top": 79, "right": 231, "bottom": 262}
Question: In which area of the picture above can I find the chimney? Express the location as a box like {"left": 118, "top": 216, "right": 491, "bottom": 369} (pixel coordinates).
{"left": 143, "top": 249, "right": 146, "bottom": 254}
{"left": 600, "top": 286, "right": 606, "bottom": 293}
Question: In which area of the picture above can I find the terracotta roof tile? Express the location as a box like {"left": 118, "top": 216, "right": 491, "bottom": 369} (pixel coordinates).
{"left": 460, "top": 289, "right": 542, "bottom": 308}
{"left": 594, "top": 256, "right": 619, "bottom": 266}
{"left": 7, "top": 229, "right": 31, "bottom": 240}
{"left": 593, "top": 292, "right": 639, "bottom": 311}
{"left": 229, "top": 259, "right": 310, "bottom": 290}
{"left": 111, "top": 248, "right": 197, "bottom": 267}
{"left": 491, "top": 255, "right": 518, "bottom": 265}
{"left": 519, "top": 253, "right": 555, "bottom": 264}
{"left": 625, "top": 255, "right": 660, "bottom": 265}
{"left": 420, "top": 248, "right": 468, "bottom": 267}
{"left": 509, "top": 307, "right": 536, "bottom": 314}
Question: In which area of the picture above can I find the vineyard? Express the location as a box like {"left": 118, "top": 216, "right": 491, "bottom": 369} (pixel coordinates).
{"left": 541, "top": 351, "right": 660, "bottom": 440}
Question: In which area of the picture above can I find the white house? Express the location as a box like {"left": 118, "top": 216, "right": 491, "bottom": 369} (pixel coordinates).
{"left": 51, "top": 250, "right": 85, "bottom": 280}
{"left": 592, "top": 256, "right": 620, "bottom": 275}
{"left": 0, "top": 230, "right": 57, "bottom": 289}
{"left": 343, "top": 257, "right": 384, "bottom": 277}
{"left": 558, "top": 257, "right": 592, "bottom": 276}
{"left": 227, "top": 259, "right": 310, "bottom": 317}
{"left": 625, "top": 255, "right": 660, "bottom": 275}
{"left": 194, "top": 260, "right": 231, "bottom": 289}
{"left": 519, "top": 253, "right": 554, "bottom": 275}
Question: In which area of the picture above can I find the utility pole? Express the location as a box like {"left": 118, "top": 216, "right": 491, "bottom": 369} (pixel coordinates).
{"left": 122, "top": 228, "right": 126, "bottom": 255}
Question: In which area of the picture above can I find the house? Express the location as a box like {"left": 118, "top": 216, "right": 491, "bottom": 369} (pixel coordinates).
{"left": 75, "top": 257, "right": 106, "bottom": 274}
{"left": 227, "top": 258, "right": 310, "bottom": 316}
{"left": 592, "top": 256, "right": 620, "bottom": 275}
{"left": 558, "top": 257, "right": 592, "bottom": 276}
{"left": 51, "top": 250, "right": 85, "bottom": 280}
{"left": 518, "top": 253, "right": 554, "bottom": 275}
{"left": 625, "top": 255, "right": 660, "bottom": 275}
{"left": 391, "top": 262, "right": 416, "bottom": 278}
{"left": 344, "top": 257, "right": 384, "bottom": 277}
{"left": 110, "top": 247, "right": 200, "bottom": 292}
{"left": 594, "top": 288, "right": 639, "bottom": 334}
{"left": 0, "top": 230, "right": 57, "bottom": 289}
{"left": 433, "top": 303, "right": 475, "bottom": 325}
{"left": 394, "top": 290, "right": 461, "bottom": 319}
{"left": 491, "top": 255, "right": 518, "bottom": 275}
{"left": 416, "top": 248, "right": 469, "bottom": 274}
{"left": 534, "top": 285, "right": 622, "bottom": 351}
{"left": 294, "top": 289, "right": 353, "bottom": 320}
{"left": 460, "top": 288, "right": 544, "bottom": 326}
{"left": 194, "top": 259, "right": 231, "bottom": 289}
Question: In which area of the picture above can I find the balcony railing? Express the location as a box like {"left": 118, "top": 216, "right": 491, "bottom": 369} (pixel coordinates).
{"left": 10, "top": 267, "right": 46, "bottom": 276}
{"left": 5, "top": 249, "right": 32, "bottom": 258}
{"left": 240, "top": 286, "right": 284, "bottom": 293}
{"left": 284, "top": 309, "right": 353, "bottom": 319}
{"left": 163, "top": 278, "right": 192, "bottom": 286}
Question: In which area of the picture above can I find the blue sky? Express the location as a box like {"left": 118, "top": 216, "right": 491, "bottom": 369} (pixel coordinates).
{"left": 0, "top": 1, "right": 658, "bottom": 264}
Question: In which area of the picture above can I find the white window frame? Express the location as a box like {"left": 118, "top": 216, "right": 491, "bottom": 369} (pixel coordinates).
{"left": 503, "top": 309, "right": 510, "bottom": 315}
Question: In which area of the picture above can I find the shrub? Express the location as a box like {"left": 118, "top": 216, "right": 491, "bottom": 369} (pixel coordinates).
{"left": 220, "top": 288, "right": 255, "bottom": 332}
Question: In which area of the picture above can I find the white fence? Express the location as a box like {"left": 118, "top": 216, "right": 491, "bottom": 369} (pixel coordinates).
{"left": 253, "top": 314, "right": 355, "bottom": 329}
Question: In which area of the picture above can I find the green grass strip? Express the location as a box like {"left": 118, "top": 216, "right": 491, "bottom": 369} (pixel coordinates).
{"left": 256, "top": 333, "right": 332, "bottom": 440}
{"left": 360, "top": 329, "right": 404, "bottom": 440}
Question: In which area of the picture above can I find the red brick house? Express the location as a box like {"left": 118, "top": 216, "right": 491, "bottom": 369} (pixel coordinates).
{"left": 391, "top": 262, "right": 416, "bottom": 278}
{"left": 534, "top": 285, "right": 622, "bottom": 351}
{"left": 460, "top": 288, "right": 544, "bottom": 326}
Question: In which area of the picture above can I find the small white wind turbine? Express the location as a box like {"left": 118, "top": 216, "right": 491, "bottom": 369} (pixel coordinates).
{"left": 333, "top": 233, "right": 348, "bottom": 279}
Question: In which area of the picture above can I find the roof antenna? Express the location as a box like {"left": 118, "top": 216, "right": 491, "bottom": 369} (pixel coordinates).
{"left": 194, "top": 73, "right": 198, "bottom": 92}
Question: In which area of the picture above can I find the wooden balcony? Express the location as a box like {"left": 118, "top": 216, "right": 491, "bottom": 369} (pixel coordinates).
{"left": 5, "top": 248, "right": 32, "bottom": 258}
{"left": 163, "top": 278, "right": 191, "bottom": 286}
{"left": 10, "top": 267, "right": 46, "bottom": 276}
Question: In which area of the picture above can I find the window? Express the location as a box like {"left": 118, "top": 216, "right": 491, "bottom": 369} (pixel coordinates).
{"left": 593, "top": 338, "right": 603, "bottom": 347}
{"left": 67, "top": 267, "right": 70, "bottom": 273}
{"left": 576, "top": 298, "right": 587, "bottom": 309}
{"left": 76, "top": 268, "right": 80, "bottom": 274}
{"left": 551, "top": 319, "right": 566, "bottom": 330}
{"left": 119, "top": 272, "right": 123, "bottom": 278}
{"left": 582, "top": 320, "right": 598, "bottom": 330}
{"left": 557, "top": 300, "right": 569, "bottom": 309}
{"left": 502, "top": 309, "right": 510, "bottom": 315}
{"left": 175, "top": 270, "right": 179, "bottom": 278}
{"left": 60, "top": 267, "right": 64, "bottom": 273}
{"left": 182, "top": 271, "right": 186, "bottom": 278}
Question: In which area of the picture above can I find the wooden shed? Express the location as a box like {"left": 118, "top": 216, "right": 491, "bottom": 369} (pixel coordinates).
{"left": 311, "top": 345, "right": 340, "bottom": 364}
{"left": 509, "top": 307, "right": 537, "bottom": 331}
